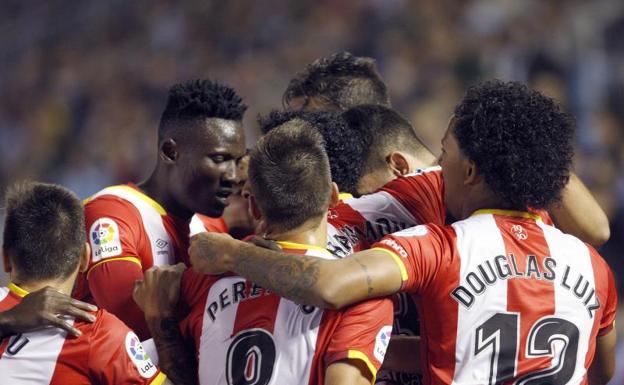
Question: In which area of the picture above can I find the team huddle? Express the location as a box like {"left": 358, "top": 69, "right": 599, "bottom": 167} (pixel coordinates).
{"left": 0, "top": 52, "right": 618, "bottom": 385}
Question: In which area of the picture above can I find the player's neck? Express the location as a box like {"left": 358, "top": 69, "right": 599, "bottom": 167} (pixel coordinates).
{"left": 138, "top": 173, "right": 193, "bottom": 221}
{"left": 264, "top": 216, "right": 328, "bottom": 249}
{"left": 11, "top": 276, "right": 75, "bottom": 296}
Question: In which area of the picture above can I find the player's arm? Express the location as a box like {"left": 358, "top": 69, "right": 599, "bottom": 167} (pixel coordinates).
{"left": 189, "top": 233, "right": 404, "bottom": 309}
{"left": 549, "top": 173, "right": 610, "bottom": 246}
{"left": 587, "top": 328, "right": 616, "bottom": 385}
{"left": 325, "top": 361, "right": 373, "bottom": 385}
{"left": 381, "top": 335, "right": 421, "bottom": 373}
{"left": 133, "top": 264, "right": 198, "bottom": 385}
{"left": 0, "top": 286, "right": 97, "bottom": 338}
{"left": 89, "top": 261, "right": 151, "bottom": 338}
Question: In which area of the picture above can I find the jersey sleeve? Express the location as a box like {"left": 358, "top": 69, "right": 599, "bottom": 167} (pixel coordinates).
{"left": 324, "top": 297, "right": 394, "bottom": 381}
{"left": 84, "top": 196, "right": 146, "bottom": 270}
{"left": 88, "top": 311, "right": 167, "bottom": 385}
{"left": 597, "top": 258, "right": 618, "bottom": 337}
{"left": 378, "top": 166, "right": 446, "bottom": 226}
{"left": 372, "top": 224, "right": 454, "bottom": 293}
{"left": 88, "top": 261, "right": 150, "bottom": 339}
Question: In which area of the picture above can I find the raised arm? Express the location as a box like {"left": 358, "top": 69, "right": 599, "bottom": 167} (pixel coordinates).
{"left": 549, "top": 173, "right": 610, "bottom": 246}
{"left": 188, "top": 233, "right": 404, "bottom": 309}
{"left": 133, "top": 263, "right": 198, "bottom": 385}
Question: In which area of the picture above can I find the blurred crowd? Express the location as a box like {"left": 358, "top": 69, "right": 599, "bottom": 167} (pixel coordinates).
{"left": 1, "top": 0, "right": 623, "bottom": 316}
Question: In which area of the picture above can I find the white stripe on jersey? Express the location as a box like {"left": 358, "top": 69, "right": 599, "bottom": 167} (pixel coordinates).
{"left": 451, "top": 214, "right": 511, "bottom": 385}
{"left": 189, "top": 214, "right": 208, "bottom": 236}
{"left": 0, "top": 287, "right": 8, "bottom": 302}
{"left": 344, "top": 191, "right": 418, "bottom": 234}
{"left": 538, "top": 221, "right": 594, "bottom": 385}
{"left": 91, "top": 186, "right": 175, "bottom": 266}
{"left": 198, "top": 276, "right": 245, "bottom": 385}
{"left": 0, "top": 320, "right": 74, "bottom": 384}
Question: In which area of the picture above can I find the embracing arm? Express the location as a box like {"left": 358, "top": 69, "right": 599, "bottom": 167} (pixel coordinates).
{"left": 0, "top": 287, "right": 97, "bottom": 338}
{"left": 189, "top": 234, "right": 404, "bottom": 309}
{"left": 133, "top": 264, "right": 198, "bottom": 385}
{"left": 588, "top": 328, "right": 616, "bottom": 385}
{"left": 549, "top": 173, "right": 610, "bottom": 246}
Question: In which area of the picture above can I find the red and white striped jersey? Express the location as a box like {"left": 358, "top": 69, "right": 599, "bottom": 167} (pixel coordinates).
{"left": 374, "top": 209, "right": 618, "bottom": 385}
{"left": 0, "top": 284, "right": 166, "bottom": 385}
{"left": 179, "top": 242, "right": 394, "bottom": 385}
{"left": 326, "top": 166, "right": 445, "bottom": 258}
{"left": 74, "top": 183, "right": 194, "bottom": 338}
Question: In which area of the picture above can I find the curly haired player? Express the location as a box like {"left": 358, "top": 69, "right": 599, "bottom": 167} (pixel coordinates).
{"left": 284, "top": 51, "right": 391, "bottom": 111}
{"left": 191, "top": 80, "right": 617, "bottom": 385}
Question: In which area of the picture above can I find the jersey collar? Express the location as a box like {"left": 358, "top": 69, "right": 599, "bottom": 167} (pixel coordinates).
{"left": 471, "top": 209, "right": 542, "bottom": 221}
{"left": 8, "top": 282, "right": 29, "bottom": 298}
{"left": 338, "top": 192, "right": 353, "bottom": 200}
{"left": 276, "top": 241, "right": 331, "bottom": 256}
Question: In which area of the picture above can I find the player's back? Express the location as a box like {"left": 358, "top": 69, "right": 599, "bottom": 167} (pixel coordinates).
{"left": 180, "top": 242, "right": 394, "bottom": 385}
{"left": 0, "top": 284, "right": 165, "bottom": 385}
{"left": 379, "top": 210, "right": 617, "bottom": 385}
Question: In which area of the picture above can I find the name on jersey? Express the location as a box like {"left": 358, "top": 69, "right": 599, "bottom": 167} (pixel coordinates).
{"left": 451, "top": 253, "right": 600, "bottom": 318}
{"left": 328, "top": 218, "right": 412, "bottom": 258}
{"left": 206, "top": 280, "right": 273, "bottom": 322}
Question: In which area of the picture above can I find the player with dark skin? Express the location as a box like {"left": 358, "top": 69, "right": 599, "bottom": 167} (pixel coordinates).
{"left": 189, "top": 81, "right": 616, "bottom": 384}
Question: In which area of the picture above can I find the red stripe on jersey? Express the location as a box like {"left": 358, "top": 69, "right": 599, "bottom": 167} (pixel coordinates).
{"left": 583, "top": 246, "right": 617, "bottom": 374}
{"left": 494, "top": 215, "right": 556, "bottom": 379}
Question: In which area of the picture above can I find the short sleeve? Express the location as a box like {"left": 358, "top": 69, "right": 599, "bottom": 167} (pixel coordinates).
{"left": 378, "top": 166, "right": 446, "bottom": 226}
{"left": 324, "top": 297, "right": 394, "bottom": 380}
{"left": 89, "top": 311, "right": 166, "bottom": 385}
{"left": 85, "top": 195, "right": 146, "bottom": 270}
{"left": 598, "top": 262, "right": 618, "bottom": 337}
{"left": 372, "top": 224, "right": 453, "bottom": 293}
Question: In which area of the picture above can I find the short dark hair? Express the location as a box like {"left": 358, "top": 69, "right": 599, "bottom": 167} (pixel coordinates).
{"left": 258, "top": 110, "right": 363, "bottom": 193}
{"left": 453, "top": 80, "right": 574, "bottom": 210}
{"left": 283, "top": 52, "right": 390, "bottom": 111}
{"left": 3, "top": 181, "right": 86, "bottom": 283}
{"left": 342, "top": 104, "right": 429, "bottom": 175}
{"left": 249, "top": 122, "right": 332, "bottom": 231}
{"left": 159, "top": 79, "right": 247, "bottom": 138}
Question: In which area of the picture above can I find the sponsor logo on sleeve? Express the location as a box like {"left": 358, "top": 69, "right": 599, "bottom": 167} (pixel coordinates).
{"left": 379, "top": 239, "right": 409, "bottom": 259}
{"left": 125, "top": 332, "right": 158, "bottom": 379}
{"left": 89, "top": 218, "right": 122, "bottom": 262}
{"left": 374, "top": 325, "right": 393, "bottom": 362}
{"left": 393, "top": 225, "right": 428, "bottom": 237}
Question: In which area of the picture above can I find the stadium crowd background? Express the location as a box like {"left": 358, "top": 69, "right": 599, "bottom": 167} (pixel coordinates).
{"left": 0, "top": 0, "right": 623, "bottom": 381}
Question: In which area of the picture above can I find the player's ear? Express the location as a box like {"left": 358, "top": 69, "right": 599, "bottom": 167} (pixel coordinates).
{"left": 2, "top": 247, "right": 12, "bottom": 273}
{"left": 249, "top": 195, "right": 263, "bottom": 222}
{"left": 387, "top": 151, "right": 410, "bottom": 176}
{"left": 329, "top": 182, "right": 340, "bottom": 208}
{"left": 160, "top": 138, "right": 178, "bottom": 163}
{"left": 79, "top": 243, "right": 91, "bottom": 273}
{"left": 463, "top": 158, "right": 482, "bottom": 186}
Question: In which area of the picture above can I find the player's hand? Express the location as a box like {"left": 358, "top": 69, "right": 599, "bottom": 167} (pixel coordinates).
{"left": 0, "top": 286, "right": 97, "bottom": 338}
{"left": 133, "top": 263, "right": 185, "bottom": 319}
{"left": 189, "top": 232, "right": 235, "bottom": 275}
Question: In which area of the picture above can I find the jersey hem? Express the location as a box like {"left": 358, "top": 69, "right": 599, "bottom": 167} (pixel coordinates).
{"left": 371, "top": 247, "right": 408, "bottom": 281}
{"left": 86, "top": 256, "right": 142, "bottom": 278}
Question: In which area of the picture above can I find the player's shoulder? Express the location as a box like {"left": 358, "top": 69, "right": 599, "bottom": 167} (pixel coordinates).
{"left": 84, "top": 185, "right": 142, "bottom": 219}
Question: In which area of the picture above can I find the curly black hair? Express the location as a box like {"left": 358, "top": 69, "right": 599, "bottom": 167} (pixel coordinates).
{"left": 453, "top": 80, "right": 574, "bottom": 210}
{"left": 258, "top": 109, "right": 364, "bottom": 193}
{"left": 283, "top": 52, "right": 390, "bottom": 111}
{"left": 159, "top": 79, "right": 247, "bottom": 136}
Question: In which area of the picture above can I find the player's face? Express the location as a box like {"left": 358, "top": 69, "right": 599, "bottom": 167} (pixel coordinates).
{"left": 174, "top": 118, "right": 246, "bottom": 218}
{"left": 438, "top": 117, "right": 466, "bottom": 220}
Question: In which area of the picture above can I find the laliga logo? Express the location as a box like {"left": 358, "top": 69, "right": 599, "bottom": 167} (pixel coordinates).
{"left": 92, "top": 222, "right": 115, "bottom": 245}
{"left": 125, "top": 332, "right": 157, "bottom": 378}
{"left": 511, "top": 224, "right": 528, "bottom": 240}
